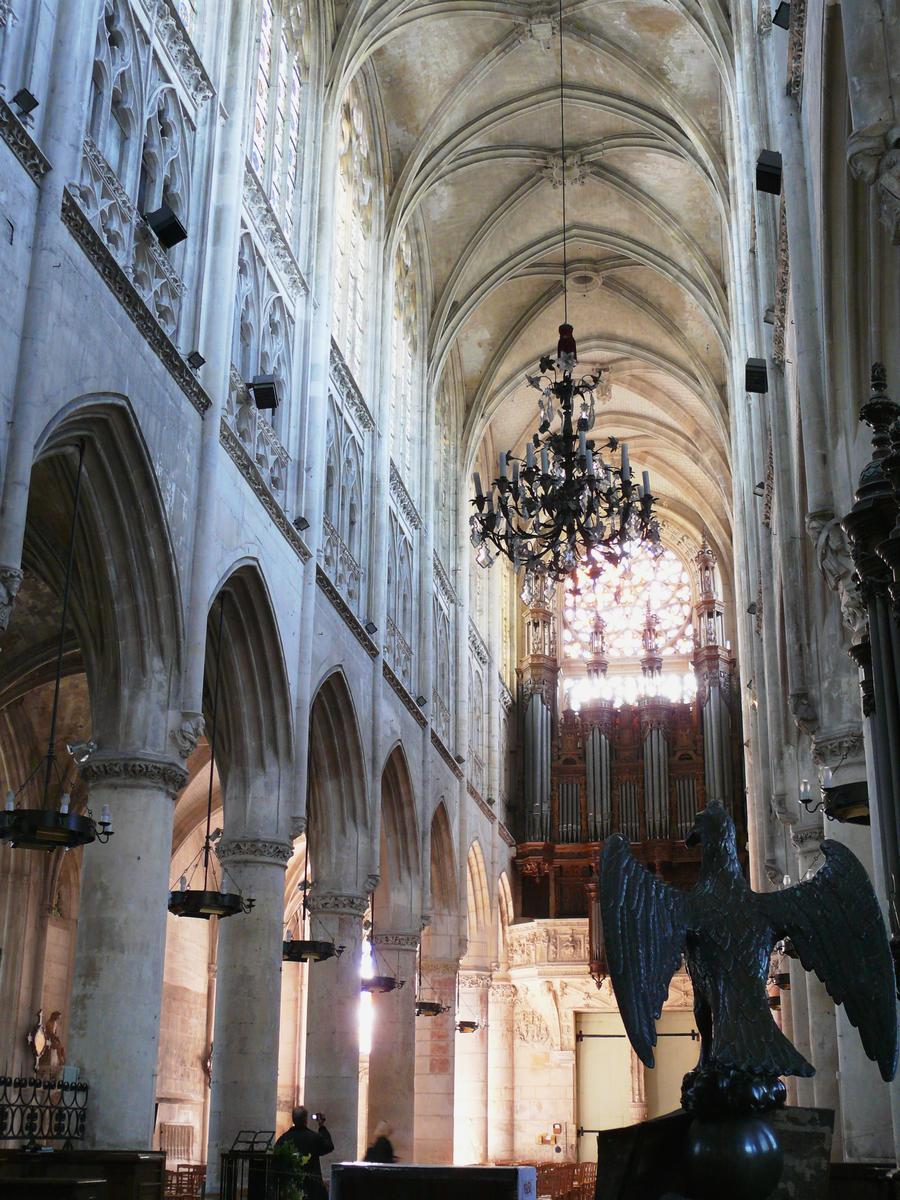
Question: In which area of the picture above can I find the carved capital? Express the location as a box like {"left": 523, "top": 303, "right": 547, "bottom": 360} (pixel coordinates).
{"left": 811, "top": 726, "right": 865, "bottom": 769}
{"left": 489, "top": 982, "right": 518, "bottom": 1002}
{"left": 847, "top": 123, "right": 900, "bottom": 243}
{"left": 458, "top": 971, "right": 492, "bottom": 990}
{"left": 788, "top": 690, "right": 818, "bottom": 735}
{"left": 215, "top": 837, "right": 292, "bottom": 867}
{"left": 171, "top": 714, "right": 204, "bottom": 758}
{"left": 0, "top": 565, "right": 24, "bottom": 631}
{"left": 791, "top": 825, "right": 823, "bottom": 852}
{"left": 307, "top": 892, "right": 368, "bottom": 918}
{"left": 372, "top": 931, "right": 420, "bottom": 951}
{"left": 79, "top": 754, "right": 188, "bottom": 795}
{"left": 420, "top": 958, "right": 460, "bottom": 976}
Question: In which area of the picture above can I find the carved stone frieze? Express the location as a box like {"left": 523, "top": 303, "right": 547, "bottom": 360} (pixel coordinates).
{"left": 220, "top": 421, "right": 310, "bottom": 562}
{"left": 216, "top": 837, "right": 293, "bottom": 866}
{"left": 811, "top": 726, "right": 864, "bottom": 769}
{"left": 307, "top": 892, "right": 368, "bottom": 917}
{"left": 172, "top": 714, "right": 204, "bottom": 758}
{"left": 0, "top": 2, "right": 15, "bottom": 28}
{"left": 389, "top": 461, "right": 422, "bottom": 531}
{"left": 468, "top": 620, "right": 489, "bottom": 666}
{"left": 316, "top": 565, "right": 379, "bottom": 656}
{"left": 786, "top": 0, "right": 807, "bottom": 96}
{"left": 433, "top": 553, "right": 457, "bottom": 606}
{"left": 62, "top": 188, "right": 211, "bottom": 416}
{"left": 373, "top": 932, "right": 420, "bottom": 951}
{"left": 757, "top": 0, "right": 772, "bottom": 35}
{"left": 79, "top": 754, "right": 188, "bottom": 795}
{"left": 791, "top": 825, "right": 823, "bottom": 852}
{"left": 382, "top": 661, "right": 428, "bottom": 728}
{"left": 430, "top": 730, "right": 463, "bottom": 780}
{"left": 507, "top": 920, "right": 589, "bottom": 967}
{"left": 514, "top": 1005, "right": 550, "bottom": 1043}
{"left": 420, "top": 958, "right": 460, "bottom": 976}
{"left": 152, "top": 0, "right": 214, "bottom": 105}
{"left": 458, "top": 972, "right": 492, "bottom": 990}
{"left": 0, "top": 97, "right": 50, "bottom": 184}
{"left": 806, "top": 509, "right": 868, "bottom": 640}
{"left": 772, "top": 199, "right": 789, "bottom": 368}
{"left": 489, "top": 982, "right": 518, "bottom": 1002}
{"left": 243, "top": 164, "right": 307, "bottom": 298}
{"left": 329, "top": 340, "right": 375, "bottom": 432}
{"left": 0, "top": 565, "right": 24, "bottom": 632}
{"left": 498, "top": 678, "right": 514, "bottom": 714}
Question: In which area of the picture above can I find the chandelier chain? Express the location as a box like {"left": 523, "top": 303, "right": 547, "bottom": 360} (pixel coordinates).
{"left": 559, "top": 0, "right": 567, "bottom": 324}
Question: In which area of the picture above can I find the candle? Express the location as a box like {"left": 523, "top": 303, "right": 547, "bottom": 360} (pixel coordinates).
{"left": 526, "top": 442, "right": 535, "bottom": 470}
{"left": 636, "top": 484, "right": 644, "bottom": 499}
{"left": 642, "top": 469, "right": 651, "bottom": 494}
{"left": 512, "top": 461, "right": 520, "bottom": 486}
{"left": 498, "top": 452, "right": 508, "bottom": 479}
{"left": 59, "top": 793, "right": 70, "bottom": 815}
{"left": 621, "top": 443, "right": 630, "bottom": 477}
{"left": 799, "top": 779, "right": 810, "bottom": 802}
{"left": 579, "top": 429, "right": 587, "bottom": 458}
{"left": 541, "top": 446, "right": 549, "bottom": 474}
{"left": 100, "top": 803, "right": 112, "bottom": 826}
{"left": 473, "top": 472, "right": 483, "bottom": 498}
{"left": 587, "top": 451, "right": 595, "bottom": 475}
{"left": 4, "top": 790, "right": 13, "bottom": 812}
{"left": 822, "top": 768, "right": 833, "bottom": 788}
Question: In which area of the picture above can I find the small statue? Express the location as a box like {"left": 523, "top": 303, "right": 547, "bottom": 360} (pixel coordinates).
{"left": 601, "top": 801, "right": 898, "bottom": 1198}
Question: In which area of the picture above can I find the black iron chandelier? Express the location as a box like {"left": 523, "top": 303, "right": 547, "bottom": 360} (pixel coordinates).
{"left": 282, "top": 846, "right": 343, "bottom": 963}
{"left": 468, "top": 0, "right": 659, "bottom": 582}
{"left": 0, "top": 441, "right": 114, "bottom": 852}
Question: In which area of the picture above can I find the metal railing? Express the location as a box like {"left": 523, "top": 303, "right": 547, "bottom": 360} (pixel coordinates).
{"left": 0, "top": 1075, "right": 88, "bottom": 1149}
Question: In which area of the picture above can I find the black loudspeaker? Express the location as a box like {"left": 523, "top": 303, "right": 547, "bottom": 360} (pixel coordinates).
{"left": 773, "top": 2, "right": 791, "bottom": 28}
{"left": 746, "top": 358, "right": 769, "bottom": 393}
{"left": 756, "top": 150, "right": 783, "bottom": 194}
{"left": 248, "top": 374, "right": 280, "bottom": 410}
{"left": 143, "top": 202, "right": 188, "bottom": 248}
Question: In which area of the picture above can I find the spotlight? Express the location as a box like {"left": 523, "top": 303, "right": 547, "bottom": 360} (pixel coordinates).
{"left": 745, "top": 358, "right": 769, "bottom": 393}
{"left": 755, "top": 150, "right": 782, "bottom": 195}
{"left": 364, "top": 620, "right": 378, "bottom": 636}
{"left": 186, "top": 350, "right": 205, "bottom": 370}
{"left": 753, "top": 481, "right": 765, "bottom": 497}
{"left": 11, "top": 89, "right": 39, "bottom": 117}
{"left": 456, "top": 1020, "right": 479, "bottom": 1034}
{"left": 247, "top": 374, "right": 279, "bottom": 411}
{"left": 416, "top": 695, "right": 427, "bottom": 707}
{"left": 772, "top": 2, "right": 791, "bottom": 28}
{"left": 454, "top": 754, "right": 465, "bottom": 765}
{"left": 294, "top": 515, "right": 310, "bottom": 531}
{"left": 143, "top": 203, "right": 188, "bottom": 248}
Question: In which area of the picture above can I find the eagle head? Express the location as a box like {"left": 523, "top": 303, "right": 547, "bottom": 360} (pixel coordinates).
{"left": 685, "top": 800, "right": 735, "bottom": 856}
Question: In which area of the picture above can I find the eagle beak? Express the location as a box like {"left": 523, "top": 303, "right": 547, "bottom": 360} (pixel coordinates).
{"left": 685, "top": 826, "right": 701, "bottom": 848}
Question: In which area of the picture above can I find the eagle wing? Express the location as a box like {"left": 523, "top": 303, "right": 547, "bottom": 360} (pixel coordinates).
{"left": 756, "top": 840, "right": 898, "bottom": 1082}
{"left": 600, "top": 833, "right": 692, "bottom": 1068}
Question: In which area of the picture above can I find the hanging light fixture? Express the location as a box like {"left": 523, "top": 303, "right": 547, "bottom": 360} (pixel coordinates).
{"left": 453, "top": 972, "right": 480, "bottom": 1033}
{"left": 414, "top": 945, "right": 449, "bottom": 1018}
{"left": 282, "top": 846, "right": 343, "bottom": 963}
{"left": 168, "top": 594, "right": 254, "bottom": 920}
{"left": 0, "top": 441, "right": 113, "bottom": 852}
{"left": 360, "top": 894, "right": 405, "bottom": 994}
{"left": 468, "top": 0, "right": 659, "bottom": 582}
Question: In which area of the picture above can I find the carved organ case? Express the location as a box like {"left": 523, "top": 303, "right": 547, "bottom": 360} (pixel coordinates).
{"left": 513, "top": 541, "right": 745, "bottom": 980}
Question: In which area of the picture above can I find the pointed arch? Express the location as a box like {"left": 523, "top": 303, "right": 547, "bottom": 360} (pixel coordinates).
{"left": 377, "top": 743, "right": 422, "bottom": 930}
{"left": 24, "top": 397, "right": 183, "bottom": 752}
{"left": 465, "top": 840, "right": 490, "bottom": 959}
{"left": 429, "top": 800, "right": 457, "bottom": 916}
{"left": 307, "top": 668, "right": 369, "bottom": 893}
{"left": 205, "top": 563, "right": 293, "bottom": 833}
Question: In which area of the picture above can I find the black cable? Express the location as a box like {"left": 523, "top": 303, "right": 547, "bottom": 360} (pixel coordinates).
{"left": 559, "top": 0, "right": 568, "bottom": 325}
{"left": 203, "top": 593, "right": 226, "bottom": 890}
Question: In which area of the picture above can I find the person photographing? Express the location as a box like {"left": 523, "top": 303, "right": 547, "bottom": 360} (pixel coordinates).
{"left": 274, "top": 1106, "right": 334, "bottom": 1199}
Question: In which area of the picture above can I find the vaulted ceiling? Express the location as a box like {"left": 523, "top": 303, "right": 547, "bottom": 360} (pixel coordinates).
{"left": 340, "top": 0, "right": 736, "bottom": 567}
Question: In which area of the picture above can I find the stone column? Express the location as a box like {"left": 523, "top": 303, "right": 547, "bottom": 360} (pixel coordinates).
{"left": 487, "top": 981, "right": 516, "bottom": 1162}
{"left": 629, "top": 1048, "right": 648, "bottom": 1123}
{"left": 453, "top": 970, "right": 490, "bottom": 1163}
{"left": 205, "top": 838, "right": 292, "bottom": 1186}
{"left": 366, "top": 931, "right": 419, "bottom": 1162}
{"left": 303, "top": 892, "right": 367, "bottom": 1173}
{"left": 67, "top": 755, "right": 187, "bottom": 1149}
{"left": 414, "top": 958, "right": 458, "bottom": 1163}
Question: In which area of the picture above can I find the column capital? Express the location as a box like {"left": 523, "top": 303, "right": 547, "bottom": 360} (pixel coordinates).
{"left": 79, "top": 753, "right": 188, "bottom": 796}
{"left": 216, "top": 837, "right": 292, "bottom": 867}
{"left": 489, "top": 981, "right": 517, "bottom": 1002}
{"left": 420, "top": 957, "right": 459, "bottom": 976}
{"left": 372, "top": 931, "right": 420, "bottom": 951}
{"left": 458, "top": 970, "right": 492, "bottom": 990}
{"left": 791, "top": 825, "right": 824, "bottom": 853}
{"left": 811, "top": 725, "right": 864, "bottom": 769}
{"left": 171, "top": 714, "right": 205, "bottom": 759}
{"left": 308, "top": 891, "right": 368, "bottom": 917}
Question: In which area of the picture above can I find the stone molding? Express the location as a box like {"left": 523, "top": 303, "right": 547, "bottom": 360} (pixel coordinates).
{"left": 489, "top": 982, "right": 518, "bottom": 1003}
{"left": 847, "top": 122, "right": 900, "bottom": 244}
{"left": 467, "top": 783, "right": 496, "bottom": 826}
{"left": 468, "top": 620, "right": 489, "bottom": 666}
{"left": 430, "top": 730, "right": 463, "bottom": 780}
{"left": 389, "top": 461, "right": 422, "bottom": 531}
{"left": 308, "top": 892, "right": 368, "bottom": 917}
{"left": 433, "top": 553, "right": 457, "bottom": 606}
{"left": 79, "top": 754, "right": 188, "bottom": 795}
{"left": 216, "top": 837, "right": 293, "bottom": 866}
{"left": 507, "top": 920, "right": 589, "bottom": 968}
{"left": 382, "top": 660, "right": 428, "bottom": 728}
{"left": 0, "top": 96, "right": 51, "bottom": 184}
{"left": 147, "top": 0, "right": 215, "bottom": 106}
{"left": 420, "top": 958, "right": 460, "bottom": 976}
{"left": 791, "top": 825, "right": 823, "bottom": 851}
{"left": 219, "top": 420, "right": 310, "bottom": 562}
{"left": 498, "top": 677, "right": 514, "bottom": 714}
{"left": 458, "top": 971, "right": 492, "bottom": 990}
{"left": 497, "top": 821, "right": 515, "bottom": 847}
{"left": 243, "top": 163, "right": 308, "bottom": 299}
{"left": 61, "top": 187, "right": 211, "bottom": 416}
{"left": 329, "top": 340, "right": 374, "bottom": 432}
{"left": 773, "top": 198, "right": 789, "bottom": 367}
{"left": 786, "top": 0, "right": 807, "bottom": 96}
{"left": 811, "top": 726, "right": 864, "bottom": 768}
{"left": 171, "top": 714, "right": 204, "bottom": 758}
{"left": 372, "top": 932, "right": 420, "bottom": 951}
{"left": 0, "top": 564, "right": 24, "bottom": 632}
{"left": 316, "top": 566, "right": 379, "bottom": 657}
{"left": 757, "top": 0, "right": 772, "bottom": 34}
